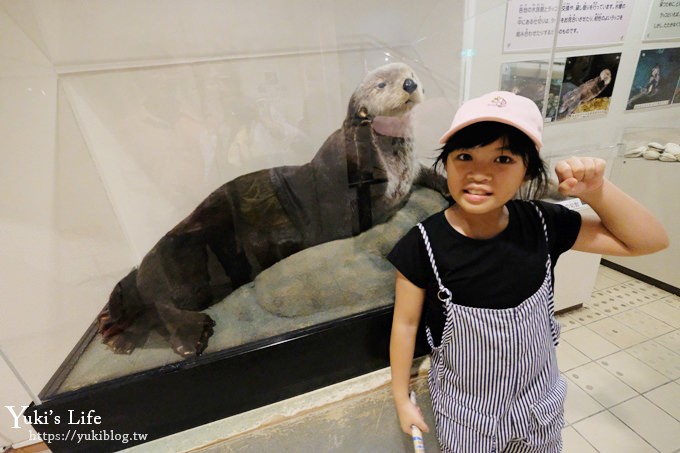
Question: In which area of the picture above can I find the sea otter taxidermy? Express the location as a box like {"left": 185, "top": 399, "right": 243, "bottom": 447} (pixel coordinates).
{"left": 97, "top": 62, "right": 448, "bottom": 357}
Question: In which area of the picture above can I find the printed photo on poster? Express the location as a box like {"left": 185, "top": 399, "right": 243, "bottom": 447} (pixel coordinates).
{"left": 500, "top": 60, "right": 565, "bottom": 122}
{"left": 674, "top": 77, "right": 680, "bottom": 105}
{"left": 626, "top": 47, "right": 680, "bottom": 110}
{"left": 556, "top": 52, "right": 621, "bottom": 121}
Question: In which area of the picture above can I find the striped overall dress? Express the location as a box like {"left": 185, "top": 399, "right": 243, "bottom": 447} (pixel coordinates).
{"left": 417, "top": 204, "right": 566, "bottom": 453}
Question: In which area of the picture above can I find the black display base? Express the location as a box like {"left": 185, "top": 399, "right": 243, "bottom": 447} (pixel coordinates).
{"left": 27, "top": 306, "right": 396, "bottom": 453}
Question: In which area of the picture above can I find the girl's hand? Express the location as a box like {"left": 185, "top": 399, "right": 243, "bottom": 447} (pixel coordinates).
{"left": 396, "top": 398, "right": 430, "bottom": 435}
{"left": 555, "top": 157, "right": 606, "bottom": 198}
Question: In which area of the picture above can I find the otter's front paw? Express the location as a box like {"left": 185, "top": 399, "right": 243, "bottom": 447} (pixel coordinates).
{"left": 168, "top": 313, "right": 216, "bottom": 357}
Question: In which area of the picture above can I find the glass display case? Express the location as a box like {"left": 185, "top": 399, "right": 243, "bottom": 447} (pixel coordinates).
{"left": 1, "top": 2, "right": 463, "bottom": 451}
{"left": 2, "top": 1, "right": 678, "bottom": 451}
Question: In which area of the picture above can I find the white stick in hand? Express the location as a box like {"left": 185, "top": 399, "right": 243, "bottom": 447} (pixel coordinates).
{"left": 409, "top": 390, "right": 425, "bottom": 452}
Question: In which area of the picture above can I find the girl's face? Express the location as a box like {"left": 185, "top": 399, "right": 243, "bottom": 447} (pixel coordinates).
{"left": 445, "top": 137, "right": 528, "bottom": 216}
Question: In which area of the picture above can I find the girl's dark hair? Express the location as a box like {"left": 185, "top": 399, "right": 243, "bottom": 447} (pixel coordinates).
{"left": 434, "top": 121, "right": 549, "bottom": 200}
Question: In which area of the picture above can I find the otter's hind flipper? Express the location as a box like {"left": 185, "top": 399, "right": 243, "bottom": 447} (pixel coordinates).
{"left": 98, "top": 269, "right": 154, "bottom": 354}
{"left": 101, "top": 312, "right": 154, "bottom": 355}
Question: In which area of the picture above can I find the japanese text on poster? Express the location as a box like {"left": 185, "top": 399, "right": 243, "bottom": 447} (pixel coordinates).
{"left": 644, "top": 1, "right": 680, "bottom": 40}
{"left": 504, "top": 0, "right": 634, "bottom": 52}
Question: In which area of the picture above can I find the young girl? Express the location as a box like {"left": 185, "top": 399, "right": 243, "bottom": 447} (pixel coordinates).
{"left": 388, "top": 91, "right": 668, "bottom": 452}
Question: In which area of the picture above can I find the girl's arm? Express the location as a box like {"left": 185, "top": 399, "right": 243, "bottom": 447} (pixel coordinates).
{"left": 390, "top": 271, "right": 430, "bottom": 435}
{"left": 555, "top": 157, "right": 669, "bottom": 256}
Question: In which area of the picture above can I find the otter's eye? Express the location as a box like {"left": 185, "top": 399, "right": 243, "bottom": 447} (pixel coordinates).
{"left": 377, "top": 82, "right": 386, "bottom": 88}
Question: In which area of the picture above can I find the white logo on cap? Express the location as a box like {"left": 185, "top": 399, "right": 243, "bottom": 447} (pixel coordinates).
{"left": 490, "top": 96, "right": 507, "bottom": 108}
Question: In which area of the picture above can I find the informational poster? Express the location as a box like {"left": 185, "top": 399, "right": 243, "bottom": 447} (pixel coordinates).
{"left": 499, "top": 60, "right": 565, "bottom": 122}
{"left": 644, "top": 1, "right": 680, "bottom": 41}
{"left": 504, "top": 0, "right": 635, "bottom": 52}
{"left": 555, "top": 52, "right": 622, "bottom": 121}
{"left": 626, "top": 47, "right": 680, "bottom": 110}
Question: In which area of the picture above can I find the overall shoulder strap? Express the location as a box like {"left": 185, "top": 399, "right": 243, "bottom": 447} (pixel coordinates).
{"left": 416, "top": 222, "right": 454, "bottom": 350}
{"left": 529, "top": 202, "right": 560, "bottom": 345}
{"left": 529, "top": 201, "right": 552, "bottom": 270}
{"left": 416, "top": 223, "right": 452, "bottom": 303}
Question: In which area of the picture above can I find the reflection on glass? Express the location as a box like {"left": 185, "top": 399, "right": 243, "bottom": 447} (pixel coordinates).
{"left": 53, "top": 58, "right": 454, "bottom": 394}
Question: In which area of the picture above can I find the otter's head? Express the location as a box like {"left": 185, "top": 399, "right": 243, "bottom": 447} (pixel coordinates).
{"left": 600, "top": 69, "right": 612, "bottom": 85}
{"left": 347, "top": 63, "right": 424, "bottom": 123}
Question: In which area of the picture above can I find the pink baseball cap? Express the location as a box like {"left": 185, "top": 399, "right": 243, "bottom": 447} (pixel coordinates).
{"left": 439, "top": 91, "right": 543, "bottom": 151}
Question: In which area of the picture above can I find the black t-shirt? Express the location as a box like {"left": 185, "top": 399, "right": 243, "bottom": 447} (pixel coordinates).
{"left": 387, "top": 200, "right": 582, "bottom": 349}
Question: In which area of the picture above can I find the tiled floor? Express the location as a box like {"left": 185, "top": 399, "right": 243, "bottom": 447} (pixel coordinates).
{"left": 557, "top": 265, "right": 680, "bottom": 453}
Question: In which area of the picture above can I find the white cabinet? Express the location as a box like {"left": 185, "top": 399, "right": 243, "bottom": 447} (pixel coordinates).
{"left": 605, "top": 157, "right": 679, "bottom": 289}
{"left": 554, "top": 205, "right": 601, "bottom": 312}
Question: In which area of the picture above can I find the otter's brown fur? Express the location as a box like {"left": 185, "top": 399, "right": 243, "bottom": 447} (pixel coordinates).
{"left": 97, "top": 63, "right": 447, "bottom": 357}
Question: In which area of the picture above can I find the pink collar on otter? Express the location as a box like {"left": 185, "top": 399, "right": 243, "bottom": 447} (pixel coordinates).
{"left": 439, "top": 91, "right": 543, "bottom": 151}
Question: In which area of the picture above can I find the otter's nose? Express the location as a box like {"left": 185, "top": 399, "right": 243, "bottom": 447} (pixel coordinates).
{"left": 403, "top": 78, "right": 417, "bottom": 94}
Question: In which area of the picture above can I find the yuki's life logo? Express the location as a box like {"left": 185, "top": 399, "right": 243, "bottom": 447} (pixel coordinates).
{"left": 5, "top": 406, "right": 102, "bottom": 428}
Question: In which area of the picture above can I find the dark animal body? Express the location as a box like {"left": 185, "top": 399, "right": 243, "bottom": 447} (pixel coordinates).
{"left": 98, "top": 63, "right": 447, "bottom": 357}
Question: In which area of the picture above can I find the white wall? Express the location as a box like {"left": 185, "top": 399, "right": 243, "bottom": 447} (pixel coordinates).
{"left": 0, "top": 5, "right": 58, "bottom": 444}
